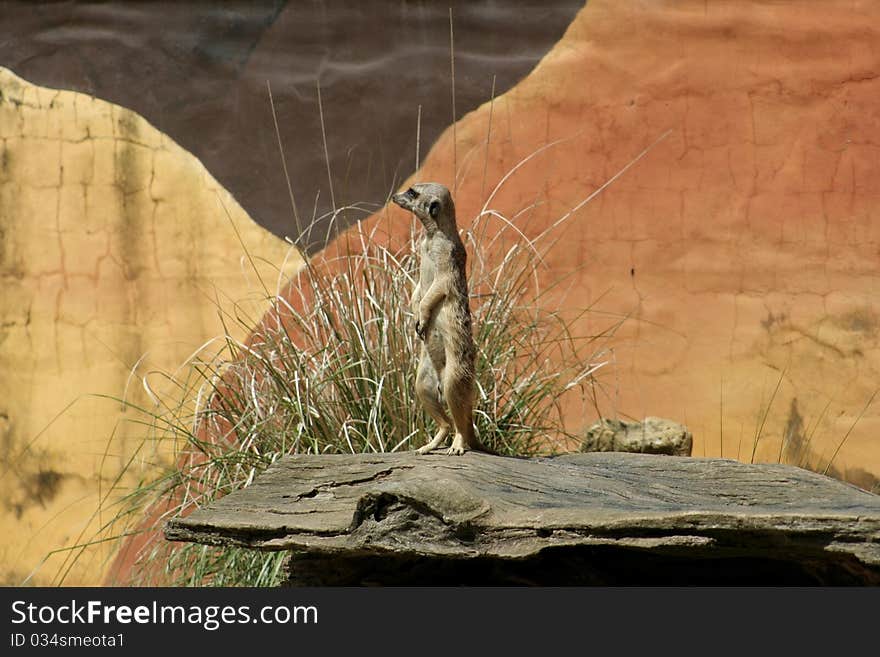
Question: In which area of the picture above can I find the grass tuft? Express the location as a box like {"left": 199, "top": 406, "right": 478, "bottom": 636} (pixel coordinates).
{"left": 52, "top": 125, "right": 674, "bottom": 586}
{"left": 70, "top": 191, "right": 619, "bottom": 587}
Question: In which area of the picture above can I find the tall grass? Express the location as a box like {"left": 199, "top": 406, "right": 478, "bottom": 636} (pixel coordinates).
{"left": 44, "top": 62, "right": 669, "bottom": 582}
{"left": 66, "top": 177, "right": 621, "bottom": 586}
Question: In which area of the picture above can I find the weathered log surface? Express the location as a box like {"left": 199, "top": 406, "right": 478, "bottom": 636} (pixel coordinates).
{"left": 164, "top": 452, "right": 880, "bottom": 585}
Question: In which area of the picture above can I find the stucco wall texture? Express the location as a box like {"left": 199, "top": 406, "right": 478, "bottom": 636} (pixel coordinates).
{"left": 4, "top": 0, "right": 880, "bottom": 585}
{"left": 325, "top": 0, "right": 880, "bottom": 488}
{"left": 0, "top": 67, "right": 301, "bottom": 584}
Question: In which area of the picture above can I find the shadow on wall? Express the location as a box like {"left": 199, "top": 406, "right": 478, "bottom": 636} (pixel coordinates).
{"left": 0, "top": 0, "right": 585, "bottom": 250}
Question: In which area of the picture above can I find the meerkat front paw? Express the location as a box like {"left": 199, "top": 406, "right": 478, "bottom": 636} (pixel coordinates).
{"left": 415, "top": 319, "right": 427, "bottom": 340}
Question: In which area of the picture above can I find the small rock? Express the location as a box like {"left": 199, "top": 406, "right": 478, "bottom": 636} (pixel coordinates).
{"left": 581, "top": 417, "right": 693, "bottom": 456}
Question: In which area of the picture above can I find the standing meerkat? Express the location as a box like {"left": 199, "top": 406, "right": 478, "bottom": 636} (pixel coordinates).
{"left": 392, "top": 183, "right": 488, "bottom": 455}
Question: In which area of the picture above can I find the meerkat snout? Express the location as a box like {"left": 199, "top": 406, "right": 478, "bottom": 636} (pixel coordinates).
{"left": 392, "top": 183, "right": 455, "bottom": 234}
{"left": 392, "top": 187, "right": 419, "bottom": 208}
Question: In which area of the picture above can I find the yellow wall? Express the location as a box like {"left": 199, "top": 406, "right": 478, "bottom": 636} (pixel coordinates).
{"left": 0, "top": 67, "right": 303, "bottom": 585}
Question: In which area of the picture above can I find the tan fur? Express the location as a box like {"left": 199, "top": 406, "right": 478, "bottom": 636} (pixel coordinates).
{"left": 392, "top": 183, "right": 487, "bottom": 455}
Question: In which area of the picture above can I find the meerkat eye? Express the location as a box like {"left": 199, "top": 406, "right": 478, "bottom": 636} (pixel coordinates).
{"left": 429, "top": 200, "right": 441, "bottom": 219}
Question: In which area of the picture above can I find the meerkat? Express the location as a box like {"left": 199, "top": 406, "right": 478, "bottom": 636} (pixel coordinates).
{"left": 391, "top": 182, "right": 488, "bottom": 455}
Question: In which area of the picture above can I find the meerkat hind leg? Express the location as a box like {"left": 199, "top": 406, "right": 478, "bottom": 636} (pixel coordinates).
{"left": 443, "top": 367, "right": 476, "bottom": 456}
{"left": 414, "top": 355, "right": 452, "bottom": 454}
{"left": 417, "top": 425, "right": 450, "bottom": 454}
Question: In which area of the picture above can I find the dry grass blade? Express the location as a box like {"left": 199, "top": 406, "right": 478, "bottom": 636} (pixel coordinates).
{"left": 750, "top": 368, "right": 786, "bottom": 464}
{"left": 316, "top": 79, "right": 337, "bottom": 214}
{"left": 823, "top": 388, "right": 878, "bottom": 476}
{"left": 449, "top": 7, "right": 457, "bottom": 192}
{"left": 267, "top": 80, "right": 301, "bottom": 236}
{"left": 480, "top": 74, "right": 497, "bottom": 205}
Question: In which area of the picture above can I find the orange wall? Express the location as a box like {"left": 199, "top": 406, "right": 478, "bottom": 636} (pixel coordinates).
{"left": 327, "top": 0, "right": 880, "bottom": 487}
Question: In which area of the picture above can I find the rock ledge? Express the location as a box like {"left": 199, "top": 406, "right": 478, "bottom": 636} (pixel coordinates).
{"left": 165, "top": 452, "right": 880, "bottom": 585}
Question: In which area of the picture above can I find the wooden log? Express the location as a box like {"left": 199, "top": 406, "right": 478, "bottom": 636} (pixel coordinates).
{"left": 164, "top": 452, "right": 880, "bottom": 585}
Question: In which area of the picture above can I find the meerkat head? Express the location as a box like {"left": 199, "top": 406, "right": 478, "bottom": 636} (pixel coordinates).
{"left": 391, "top": 182, "right": 456, "bottom": 234}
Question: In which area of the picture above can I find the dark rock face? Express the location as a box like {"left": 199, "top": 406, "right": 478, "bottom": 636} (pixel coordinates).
{"left": 0, "top": 0, "right": 583, "bottom": 250}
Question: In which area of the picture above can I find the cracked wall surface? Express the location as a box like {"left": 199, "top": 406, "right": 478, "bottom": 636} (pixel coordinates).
{"left": 322, "top": 0, "right": 880, "bottom": 487}
{"left": 0, "top": 67, "right": 303, "bottom": 585}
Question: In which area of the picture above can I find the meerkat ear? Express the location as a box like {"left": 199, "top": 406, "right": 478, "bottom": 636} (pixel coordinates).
{"left": 429, "top": 200, "right": 441, "bottom": 219}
